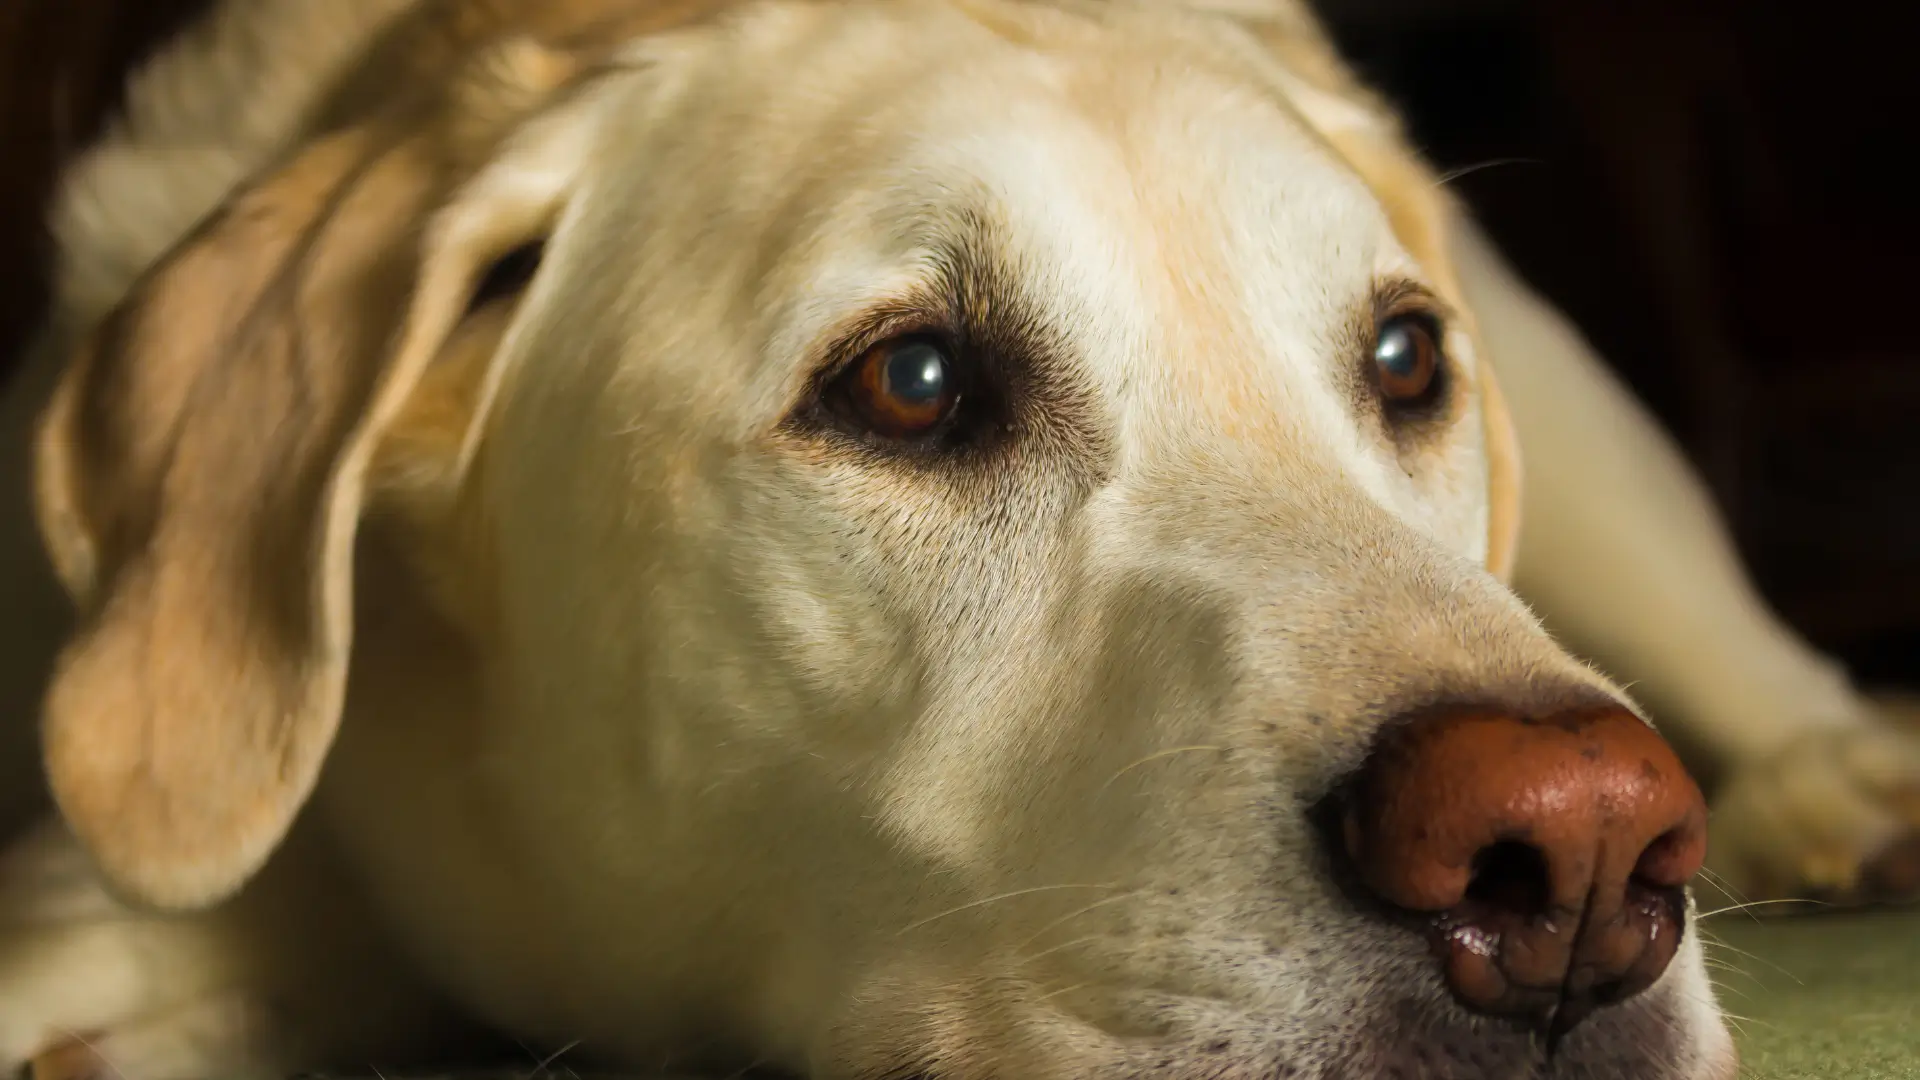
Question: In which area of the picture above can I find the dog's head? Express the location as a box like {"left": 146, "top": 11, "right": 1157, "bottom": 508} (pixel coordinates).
{"left": 30, "top": 0, "right": 1731, "bottom": 1076}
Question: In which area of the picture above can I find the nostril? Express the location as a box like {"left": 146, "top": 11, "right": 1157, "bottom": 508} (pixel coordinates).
{"left": 1327, "top": 701, "right": 1710, "bottom": 1034}
{"left": 1464, "top": 840, "right": 1551, "bottom": 919}
{"left": 1633, "top": 826, "right": 1699, "bottom": 890}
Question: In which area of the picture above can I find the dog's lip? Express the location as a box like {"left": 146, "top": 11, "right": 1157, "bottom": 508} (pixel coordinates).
{"left": 981, "top": 972, "right": 1704, "bottom": 1080}
{"left": 829, "top": 957, "right": 1715, "bottom": 1080}
{"left": 1324, "top": 994, "right": 1723, "bottom": 1080}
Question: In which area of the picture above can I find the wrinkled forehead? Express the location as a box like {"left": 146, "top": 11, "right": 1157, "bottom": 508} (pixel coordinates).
{"left": 564, "top": 0, "right": 1413, "bottom": 436}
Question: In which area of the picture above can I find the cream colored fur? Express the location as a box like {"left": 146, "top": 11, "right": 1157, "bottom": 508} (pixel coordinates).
{"left": 0, "top": 0, "right": 1915, "bottom": 1077}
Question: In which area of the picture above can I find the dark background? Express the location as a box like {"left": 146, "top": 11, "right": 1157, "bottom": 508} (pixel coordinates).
{"left": 1317, "top": 0, "right": 1920, "bottom": 688}
{"left": 3, "top": 0, "right": 1913, "bottom": 685}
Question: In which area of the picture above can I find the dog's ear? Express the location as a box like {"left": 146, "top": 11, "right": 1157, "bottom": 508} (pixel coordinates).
{"left": 30, "top": 40, "right": 601, "bottom": 911}
{"left": 1205, "top": 8, "right": 1527, "bottom": 580}
{"left": 1475, "top": 352, "right": 1523, "bottom": 582}
{"left": 1340, "top": 150, "right": 1524, "bottom": 581}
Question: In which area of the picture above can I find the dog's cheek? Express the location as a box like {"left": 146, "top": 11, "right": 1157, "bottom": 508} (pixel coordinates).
{"left": 693, "top": 470, "right": 929, "bottom": 743}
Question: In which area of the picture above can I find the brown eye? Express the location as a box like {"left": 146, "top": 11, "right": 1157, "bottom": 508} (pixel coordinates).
{"left": 1374, "top": 314, "right": 1442, "bottom": 404}
{"left": 834, "top": 335, "right": 961, "bottom": 439}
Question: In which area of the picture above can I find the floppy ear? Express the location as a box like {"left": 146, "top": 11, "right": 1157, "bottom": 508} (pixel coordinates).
{"left": 1346, "top": 154, "right": 1525, "bottom": 582}
{"left": 1475, "top": 353, "right": 1523, "bottom": 582}
{"left": 30, "top": 43, "right": 598, "bottom": 911}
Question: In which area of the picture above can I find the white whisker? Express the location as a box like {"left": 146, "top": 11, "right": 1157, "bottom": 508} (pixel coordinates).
{"left": 1013, "top": 890, "right": 1151, "bottom": 954}
{"left": 1034, "top": 980, "right": 1092, "bottom": 1003}
{"left": 1698, "top": 897, "right": 1826, "bottom": 920}
{"left": 1018, "top": 933, "right": 1110, "bottom": 968}
{"left": 1100, "top": 746, "right": 1226, "bottom": 792}
{"left": 896, "top": 883, "right": 1118, "bottom": 936}
{"left": 1433, "top": 157, "right": 1543, "bottom": 187}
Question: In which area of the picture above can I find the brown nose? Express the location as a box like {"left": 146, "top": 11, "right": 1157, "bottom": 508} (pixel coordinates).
{"left": 1340, "top": 703, "right": 1708, "bottom": 1036}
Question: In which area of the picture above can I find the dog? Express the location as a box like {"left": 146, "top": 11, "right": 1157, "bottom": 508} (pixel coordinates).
{"left": 4, "top": 0, "right": 1919, "bottom": 1077}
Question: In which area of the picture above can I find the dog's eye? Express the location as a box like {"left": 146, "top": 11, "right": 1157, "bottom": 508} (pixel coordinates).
{"left": 829, "top": 335, "right": 962, "bottom": 439}
{"left": 466, "top": 240, "right": 545, "bottom": 314}
{"left": 1373, "top": 313, "right": 1443, "bottom": 405}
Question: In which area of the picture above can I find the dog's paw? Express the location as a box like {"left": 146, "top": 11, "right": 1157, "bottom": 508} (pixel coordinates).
{"left": 0, "top": 821, "right": 313, "bottom": 1080}
{"left": 1702, "top": 720, "right": 1920, "bottom": 911}
{"left": 1, "top": 818, "right": 473, "bottom": 1080}
{"left": 15, "top": 999, "right": 288, "bottom": 1080}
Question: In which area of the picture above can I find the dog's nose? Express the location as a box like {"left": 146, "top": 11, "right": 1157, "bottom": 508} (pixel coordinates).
{"left": 1339, "top": 703, "right": 1708, "bottom": 1035}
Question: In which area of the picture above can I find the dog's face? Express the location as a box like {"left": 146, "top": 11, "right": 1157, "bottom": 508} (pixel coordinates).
{"left": 30, "top": 0, "right": 1731, "bottom": 1077}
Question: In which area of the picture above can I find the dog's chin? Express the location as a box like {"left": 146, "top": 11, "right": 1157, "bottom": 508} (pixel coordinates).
{"left": 1328, "top": 986, "right": 1739, "bottom": 1080}
{"left": 829, "top": 971, "right": 1735, "bottom": 1080}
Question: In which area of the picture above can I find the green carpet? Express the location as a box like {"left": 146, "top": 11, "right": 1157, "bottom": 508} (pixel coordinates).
{"left": 1707, "top": 908, "right": 1920, "bottom": 1079}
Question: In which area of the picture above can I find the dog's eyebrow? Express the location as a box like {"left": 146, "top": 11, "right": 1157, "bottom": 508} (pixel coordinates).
{"left": 940, "top": 233, "right": 1061, "bottom": 363}
{"left": 790, "top": 208, "right": 1064, "bottom": 394}
{"left": 773, "top": 209, "right": 1111, "bottom": 474}
{"left": 1372, "top": 277, "right": 1452, "bottom": 324}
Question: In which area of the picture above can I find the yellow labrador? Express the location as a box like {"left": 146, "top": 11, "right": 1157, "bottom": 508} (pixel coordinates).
{"left": 2, "top": 0, "right": 1918, "bottom": 1077}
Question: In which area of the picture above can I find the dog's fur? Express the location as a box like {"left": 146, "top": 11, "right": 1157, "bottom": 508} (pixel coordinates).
{"left": 3, "top": 0, "right": 1919, "bottom": 1077}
